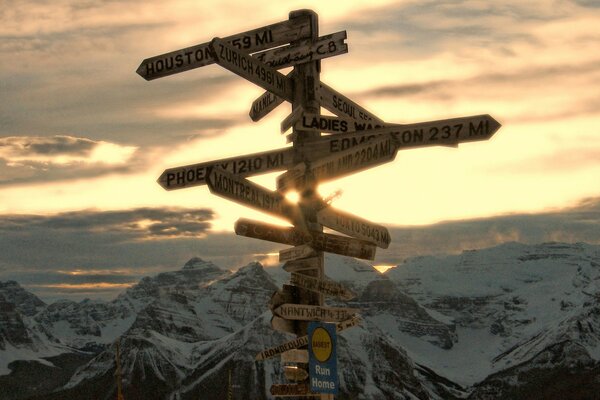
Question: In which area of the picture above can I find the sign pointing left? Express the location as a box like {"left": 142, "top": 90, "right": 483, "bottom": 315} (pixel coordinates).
{"left": 136, "top": 15, "right": 311, "bottom": 80}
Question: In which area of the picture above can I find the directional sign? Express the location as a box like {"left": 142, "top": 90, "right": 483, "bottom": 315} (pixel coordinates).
{"left": 235, "top": 219, "right": 312, "bottom": 247}
{"left": 136, "top": 15, "right": 311, "bottom": 80}
{"left": 290, "top": 273, "right": 356, "bottom": 300}
{"left": 308, "top": 322, "right": 338, "bottom": 394}
{"left": 317, "top": 207, "right": 391, "bottom": 249}
{"left": 250, "top": 90, "right": 285, "bottom": 121}
{"left": 283, "top": 257, "right": 320, "bottom": 273}
{"left": 277, "top": 134, "right": 397, "bottom": 191}
{"left": 238, "top": 219, "right": 377, "bottom": 260}
{"left": 207, "top": 168, "right": 298, "bottom": 221}
{"left": 296, "top": 113, "right": 389, "bottom": 134}
{"left": 319, "top": 82, "right": 384, "bottom": 124}
{"left": 310, "top": 230, "right": 377, "bottom": 260}
{"left": 210, "top": 38, "right": 294, "bottom": 101}
{"left": 284, "top": 366, "right": 309, "bottom": 382}
{"left": 270, "top": 383, "right": 317, "bottom": 397}
{"left": 274, "top": 304, "right": 358, "bottom": 322}
{"left": 281, "top": 349, "right": 309, "bottom": 363}
{"left": 158, "top": 148, "right": 293, "bottom": 190}
{"left": 279, "top": 244, "right": 317, "bottom": 262}
{"left": 300, "top": 114, "right": 501, "bottom": 161}
{"left": 256, "top": 316, "right": 360, "bottom": 361}
{"left": 281, "top": 106, "right": 304, "bottom": 134}
{"left": 253, "top": 31, "right": 348, "bottom": 70}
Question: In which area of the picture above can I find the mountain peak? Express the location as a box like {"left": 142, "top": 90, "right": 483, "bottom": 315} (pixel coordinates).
{"left": 182, "top": 257, "right": 211, "bottom": 270}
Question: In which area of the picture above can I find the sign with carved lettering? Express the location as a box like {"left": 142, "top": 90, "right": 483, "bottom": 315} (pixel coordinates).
{"left": 210, "top": 38, "right": 294, "bottom": 101}
{"left": 250, "top": 90, "right": 285, "bottom": 122}
{"left": 273, "top": 304, "right": 357, "bottom": 322}
{"left": 158, "top": 148, "right": 293, "bottom": 190}
{"left": 283, "top": 257, "right": 320, "bottom": 273}
{"left": 253, "top": 31, "right": 348, "bottom": 70}
{"left": 207, "top": 168, "right": 298, "bottom": 220}
{"left": 290, "top": 273, "right": 356, "bottom": 300}
{"left": 296, "top": 113, "right": 389, "bottom": 134}
{"left": 137, "top": 15, "right": 311, "bottom": 80}
{"left": 277, "top": 134, "right": 397, "bottom": 191}
{"left": 319, "top": 82, "right": 384, "bottom": 124}
{"left": 300, "top": 114, "right": 501, "bottom": 161}
{"left": 316, "top": 207, "right": 391, "bottom": 249}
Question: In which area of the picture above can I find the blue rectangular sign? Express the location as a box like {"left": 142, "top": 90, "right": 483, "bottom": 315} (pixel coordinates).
{"left": 308, "top": 321, "right": 338, "bottom": 394}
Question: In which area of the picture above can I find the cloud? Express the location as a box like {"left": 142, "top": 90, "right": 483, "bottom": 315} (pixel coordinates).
{"left": 380, "top": 196, "right": 600, "bottom": 265}
{"left": 0, "top": 135, "right": 141, "bottom": 186}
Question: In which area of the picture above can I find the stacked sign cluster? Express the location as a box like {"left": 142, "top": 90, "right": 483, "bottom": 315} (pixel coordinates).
{"left": 138, "top": 9, "right": 500, "bottom": 398}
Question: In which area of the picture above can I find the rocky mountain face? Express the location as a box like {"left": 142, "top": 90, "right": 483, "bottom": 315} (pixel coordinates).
{"left": 0, "top": 242, "right": 599, "bottom": 399}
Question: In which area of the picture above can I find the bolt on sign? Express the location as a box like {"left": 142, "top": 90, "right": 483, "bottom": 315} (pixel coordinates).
{"left": 138, "top": 8, "right": 500, "bottom": 398}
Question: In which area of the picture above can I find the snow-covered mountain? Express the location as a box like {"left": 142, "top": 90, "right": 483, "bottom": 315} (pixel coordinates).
{"left": 1, "top": 242, "right": 599, "bottom": 399}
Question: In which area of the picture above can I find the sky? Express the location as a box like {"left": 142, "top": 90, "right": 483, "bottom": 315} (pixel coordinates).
{"left": 1, "top": 0, "right": 599, "bottom": 301}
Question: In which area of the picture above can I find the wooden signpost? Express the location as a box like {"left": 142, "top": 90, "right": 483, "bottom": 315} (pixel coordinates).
{"left": 139, "top": 9, "right": 501, "bottom": 398}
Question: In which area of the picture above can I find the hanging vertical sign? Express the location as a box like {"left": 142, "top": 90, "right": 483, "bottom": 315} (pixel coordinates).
{"left": 308, "top": 322, "right": 338, "bottom": 394}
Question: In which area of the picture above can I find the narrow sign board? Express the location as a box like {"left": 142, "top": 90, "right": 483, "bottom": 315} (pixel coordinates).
{"left": 281, "top": 106, "right": 304, "bottom": 133}
{"left": 207, "top": 168, "right": 298, "bottom": 220}
{"left": 284, "top": 366, "right": 309, "bottom": 382}
{"left": 157, "top": 147, "right": 293, "bottom": 190}
{"left": 253, "top": 31, "right": 348, "bottom": 70}
{"left": 283, "top": 257, "right": 320, "bottom": 273}
{"left": 290, "top": 273, "right": 356, "bottom": 300}
{"left": 274, "top": 303, "right": 357, "bottom": 322}
{"left": 317, "top": 207, "right": 391, "bottom": 249}
{"left": 296, "top": 113, "right": 388, "bottom": 134}
{"left": 320, "top": 82, "right": 384, "bottom": 124}
{"left": 300, "top": 114, "right": 501, "bottom": 161}
{"left": 280, "top": 244, "right": 317, "bottom": 262}
{"left": 277, "top": 134, "right": 397, "bottom": 191}
{"left": 210, "top": 38, "right": 294, "bottom": 101}
{"left": 250, "top": 90, "right": 285, "bottom": 122}
{"left": 256, "top": 316, "right": 360, "bottom": 361}
{"left": 136, "top": 15, "right": 311, "bottom": 80}
{"left": 270, "top": 383, "right": 317, "bottom": 397}
{"left": 238, "top": 219, "right": 377, "bottom": 260}
{"left": 281, "top": 349, "right": 309, "bottom": 363}
{"left": 235, "top": 218, "right": 312, "bottom": 247}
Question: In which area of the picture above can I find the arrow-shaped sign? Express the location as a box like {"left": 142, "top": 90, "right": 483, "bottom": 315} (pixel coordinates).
{"left": 256, "top": 316, "right": 360, "bottom": 360}
{"left": 235, "top": 219, "right": 377, "bottom": 260}
{"left": 277, "top": 133, "right": 397, "bottom": 191}
{"left": 210, "top": 38, "right": 294, "bottom": 101}
{"left": 319, "top": 82, "right": 384, "bottom": 124}
{"left": 136, "top": 15, "right": 311, "bottom": 80}
{"left": 300, "top": 114, "right": 501, "bottom": 161}
{"left": 207, "top": 168, "right": 299, "bottom": 221}
{"left": 157, "top": 147, "right": 293, "bottom": 190}
{"left": 316, "top": 207, "right": 391, "bottom": 249}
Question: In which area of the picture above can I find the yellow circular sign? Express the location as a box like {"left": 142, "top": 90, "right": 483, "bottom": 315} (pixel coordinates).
{"left": 311, "top": 327, "right": 333, "bottom": 362}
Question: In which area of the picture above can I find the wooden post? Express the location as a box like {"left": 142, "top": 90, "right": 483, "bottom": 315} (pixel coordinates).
{"left": 288, "top": 9, "right": 332, "bottom": 400}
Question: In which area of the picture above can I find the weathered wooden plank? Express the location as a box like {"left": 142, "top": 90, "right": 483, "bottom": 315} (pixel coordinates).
{"left": 210, "top": 38, "right": 294, "bottom": 101}
{"left": 137, "top": 15, "right": 311, "bottom": 80}
{"left": 316, "top": 207, "right": 391, "bottom": 249}
{"left": 157, "top": 147, "right": 293, "bottom": 190}
{"left": 274, "top": 303, "right": 358, "bottom": 322}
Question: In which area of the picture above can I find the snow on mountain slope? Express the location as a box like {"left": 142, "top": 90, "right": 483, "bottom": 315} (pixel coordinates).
{"left": 386, "top": 242, "right": 600, "bottom": 386}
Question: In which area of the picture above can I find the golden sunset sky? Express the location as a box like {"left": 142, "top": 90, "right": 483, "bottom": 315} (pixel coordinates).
{"left": 1, "top": 0, "right": 599, "bottom": 300}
